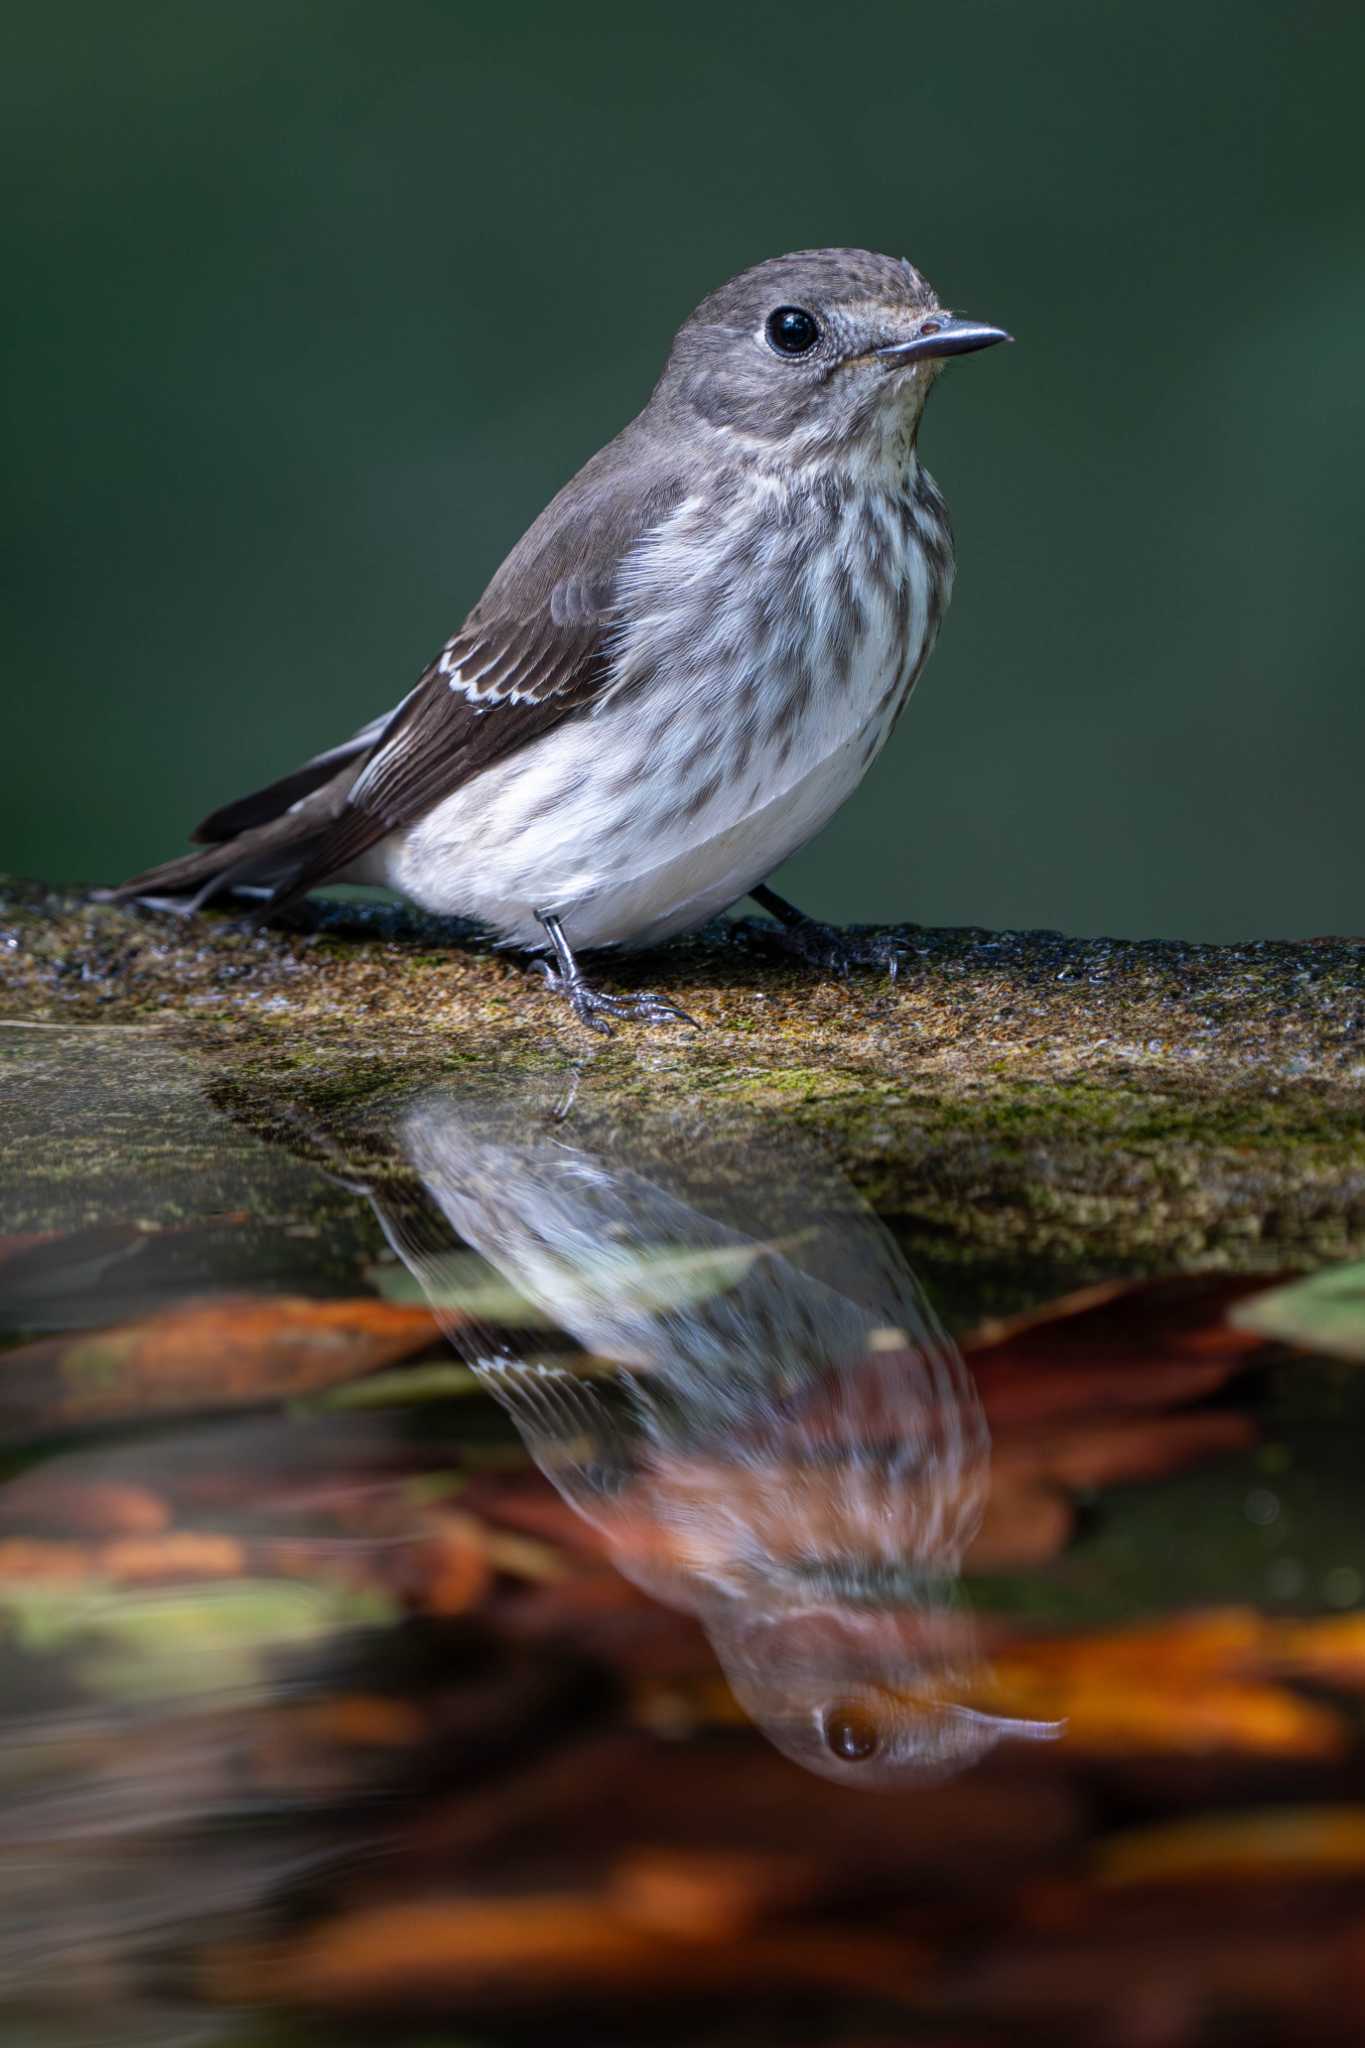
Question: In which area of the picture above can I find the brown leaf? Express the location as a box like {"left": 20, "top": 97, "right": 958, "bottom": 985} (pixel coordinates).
{"left": 0, "top": 1476, "right": 171, "bottom": 1537}
{"left": 967, "top": 1275, "right": 1273, "bottom": 1429}
{"left": 0, "top": 1294, "right": 443, "bottom": 1430}
{"left": 0, "top": 1528, "right": 248, "bottom": 1588}
{"left": 399, "top": 1727, "right": 1083, "bottom": 1894}
{"left": 249, "top": 1691, "right": 431, "bottom": 1797}
{"left": 990, "top": 1412, "right": 1256, "bottom": 1494}
{"left": 967, "top": 1478, "right": 1074, "bottom": 1569}
{"left": 203, "top": 1894, "right": 929, "bottom": 2010}
{"left": 967, "top": 1274, "right": 1281, "bottom": 1360}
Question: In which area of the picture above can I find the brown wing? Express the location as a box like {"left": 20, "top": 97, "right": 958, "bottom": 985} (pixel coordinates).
{"left": 270, "top": 612, "right": 611, "bottom": 902}
{"left": 269, "top": 431, "right": 681, "bottom": 905}
{"left": 357, "top": 601, "right": 613, "bottom": 826}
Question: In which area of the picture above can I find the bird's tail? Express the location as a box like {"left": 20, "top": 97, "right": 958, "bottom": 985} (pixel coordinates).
{"left": 96, "top": 730, "right": 379, "bottom": 914}
{"left": 97, "top": 810, "right": 335, "bottom": 915}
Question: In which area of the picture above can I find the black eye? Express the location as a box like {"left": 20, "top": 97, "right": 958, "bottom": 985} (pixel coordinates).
{"left": 765, "top": 306, "right": 820, "bottom": 357}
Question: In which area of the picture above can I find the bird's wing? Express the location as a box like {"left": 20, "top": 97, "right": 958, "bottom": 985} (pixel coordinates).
{"left": 269, "top": 438, "right": 680, "bottom": 903}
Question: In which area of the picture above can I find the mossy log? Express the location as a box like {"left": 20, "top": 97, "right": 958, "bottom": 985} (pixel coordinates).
{"left": 2, "top": 878, "right": 1362, "bottom": 1308}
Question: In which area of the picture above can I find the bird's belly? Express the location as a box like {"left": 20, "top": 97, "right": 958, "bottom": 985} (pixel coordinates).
{"left": 381, "top": 666, "right": 907, "bottom": 953}
{"left": 379, "top": 504, "right": 938, "bottom": 951}
{"left": 541, "top": 725, "right": 889, "bottom": 952}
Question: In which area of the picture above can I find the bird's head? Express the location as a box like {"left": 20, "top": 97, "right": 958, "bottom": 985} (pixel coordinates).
{"left": 656, "top": 247, "right": 1009, "bottom": 467}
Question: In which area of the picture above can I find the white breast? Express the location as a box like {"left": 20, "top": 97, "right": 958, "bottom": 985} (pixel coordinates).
{"left": 375, "top": 463, "right": 951, "bottom": 952}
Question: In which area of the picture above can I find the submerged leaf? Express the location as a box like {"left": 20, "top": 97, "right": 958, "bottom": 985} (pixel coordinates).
{"left": 1096, "top": 1806, "right": 1365, "bottom": 1885}
{"left": 0, "top": 1294, "right": 443, "bottom": 1431}
{"left": 1229, "top": 1260, "right": 1365, "bottom": 1362}
{"left": 0, "top": 1577, "right": 395, "bottom": 1702}
{"left": 366, "top": 1238, "right": 795, "bottom": 1328}
{"left": 980, "top": 1609, "right": 1347, "bottom": 1758}
{"left": 202, "top": 1892, "right": 927, "bottom": 2009}
{"left": 0, "top": 1475, "right": 170, "bottom": 1537}
{"left": 967, "top": 1274, "right": 1272, "bottom": 1427}
{"left": 316, "top": 1361, "right": 484, "bottom": 1408}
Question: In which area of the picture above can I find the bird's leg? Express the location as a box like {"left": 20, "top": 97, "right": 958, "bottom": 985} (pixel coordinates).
{"left": 748, "top": 885, "right": 905, "bottom": 981}
{"left": 533, "top": 912, "right": 699, "bottom": 1037}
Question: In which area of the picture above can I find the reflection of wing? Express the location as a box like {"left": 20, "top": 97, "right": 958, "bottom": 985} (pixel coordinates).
{"left": 399, "top": 1102, "right": 745, "bottom": 1346}
{"left": 397, "top": 1095, "right": 963, "bottom": 1395}
{"left": 365, "top": 1177, "right": 516, "bottom": 1375}
{"left": 364, "top": 1176, "right": 636, "bottom": 1520}
{"left": 473, "top": 1358, "right": 638, "bottom": 1523}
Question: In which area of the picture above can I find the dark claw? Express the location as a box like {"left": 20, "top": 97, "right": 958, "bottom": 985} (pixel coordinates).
{"left": 535, "top": 960, "right": 699, "bottom": 1036}
{"left": 761, "top": 920, "right": 905, "bottom": 982}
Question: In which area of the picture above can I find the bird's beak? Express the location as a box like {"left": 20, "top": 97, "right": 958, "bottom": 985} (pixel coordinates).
{"left": 877, "top": 315, "right": 1012, "bottom": 365}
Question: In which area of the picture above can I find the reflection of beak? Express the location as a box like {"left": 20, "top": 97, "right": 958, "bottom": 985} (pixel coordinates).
{"left": 947, "top": 1702, "right": 1066, "bottom": 1742}
{"left": 877, "top": 315, "right": 1012, "bottom": 365}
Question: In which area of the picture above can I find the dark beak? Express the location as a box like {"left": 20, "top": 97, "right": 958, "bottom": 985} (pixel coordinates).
{"left": 877, "top": 315, "right": 1012, "bottom": 365}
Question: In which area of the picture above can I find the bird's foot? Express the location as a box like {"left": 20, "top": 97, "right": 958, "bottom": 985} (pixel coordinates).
{"left": 534, "top": 958, "right": 699, "bottom": 1037}
{"left": 532, "top": 909, "right": 699, "bottom": 1036}
{"left": 746, "top": 884, "right": 905, "bottom": 982}
{"left": 785, "top": 929, "right": 900, "bottom": 983}
{"left": 766, "top": 919, "right": 906, "bottom": 981}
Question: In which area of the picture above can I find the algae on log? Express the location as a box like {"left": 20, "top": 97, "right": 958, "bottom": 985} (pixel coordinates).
{"left": 2, "top": 877, "right": 1363, "bottom": 1299}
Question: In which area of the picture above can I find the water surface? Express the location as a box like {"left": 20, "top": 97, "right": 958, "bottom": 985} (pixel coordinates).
{"left": 3, "top": 1026, "right": 1364, "bottom": 2046}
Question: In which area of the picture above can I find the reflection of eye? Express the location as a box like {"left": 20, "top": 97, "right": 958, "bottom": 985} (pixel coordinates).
{"left": 822, "top": 1701, "right": 880, "bottom": 1762}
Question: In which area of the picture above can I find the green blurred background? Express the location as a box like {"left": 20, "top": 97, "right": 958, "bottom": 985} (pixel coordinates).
{"left": 5, "top": 1, "right": 1363, "bottom": 940}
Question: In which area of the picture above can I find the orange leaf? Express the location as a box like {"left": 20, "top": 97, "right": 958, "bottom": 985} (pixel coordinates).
{"left": 608, "top": 1847, "right": 821, "bottom": 1936}
{"left": 0, "top": 1536, "right": 93, "bottom": 1582}
{"left": 278, "top": 1693, "right": 428, "bottom": 1750}
{"left": 97, "top": 1531, "right": 246, "bottom": 1583}
{"left": 1269, "top": 1613, "right": 1365, "bottom": 1689}
{"left": 981, "top": 1611, "right": 1346, "bottom": 1759}
{"left": 402, "top": 1510, "right": 491, "bottom": 1616}
{"left": 1095, "top": 1807, "right": 1365, "bottom": 1885}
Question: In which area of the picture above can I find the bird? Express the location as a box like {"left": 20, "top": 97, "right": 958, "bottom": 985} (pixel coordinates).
{"left": 106, "top": 248, "right": 1009, "bottom": 1033}
{"left": 355, "top": 1074, "right": 1061, "bottom": 1786}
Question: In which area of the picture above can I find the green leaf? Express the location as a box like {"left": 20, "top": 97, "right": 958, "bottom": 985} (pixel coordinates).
{"left": 365, "top": 1236, "right": 802, "bottom": 1327}
{"left": 1, "top": 1578, "right": 396, "bottom": 1704}
{"left": 1230, "top": 1260, "right": 1365, "bottom": 1363}
{"left": 315, "top": 1360, "right": 484, "bottom": 1408}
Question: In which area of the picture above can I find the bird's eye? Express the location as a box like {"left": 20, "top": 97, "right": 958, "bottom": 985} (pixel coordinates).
{"left": 823, "top": 1702, "right": 881, "bottom": 1762}
{"left": 765, "top": 306, "right": 820, "bottom": 357}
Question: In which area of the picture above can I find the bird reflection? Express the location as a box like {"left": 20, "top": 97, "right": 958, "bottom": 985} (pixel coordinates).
{"left": 369, "top": 1083, "right": 1061, "bottom": 1788}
